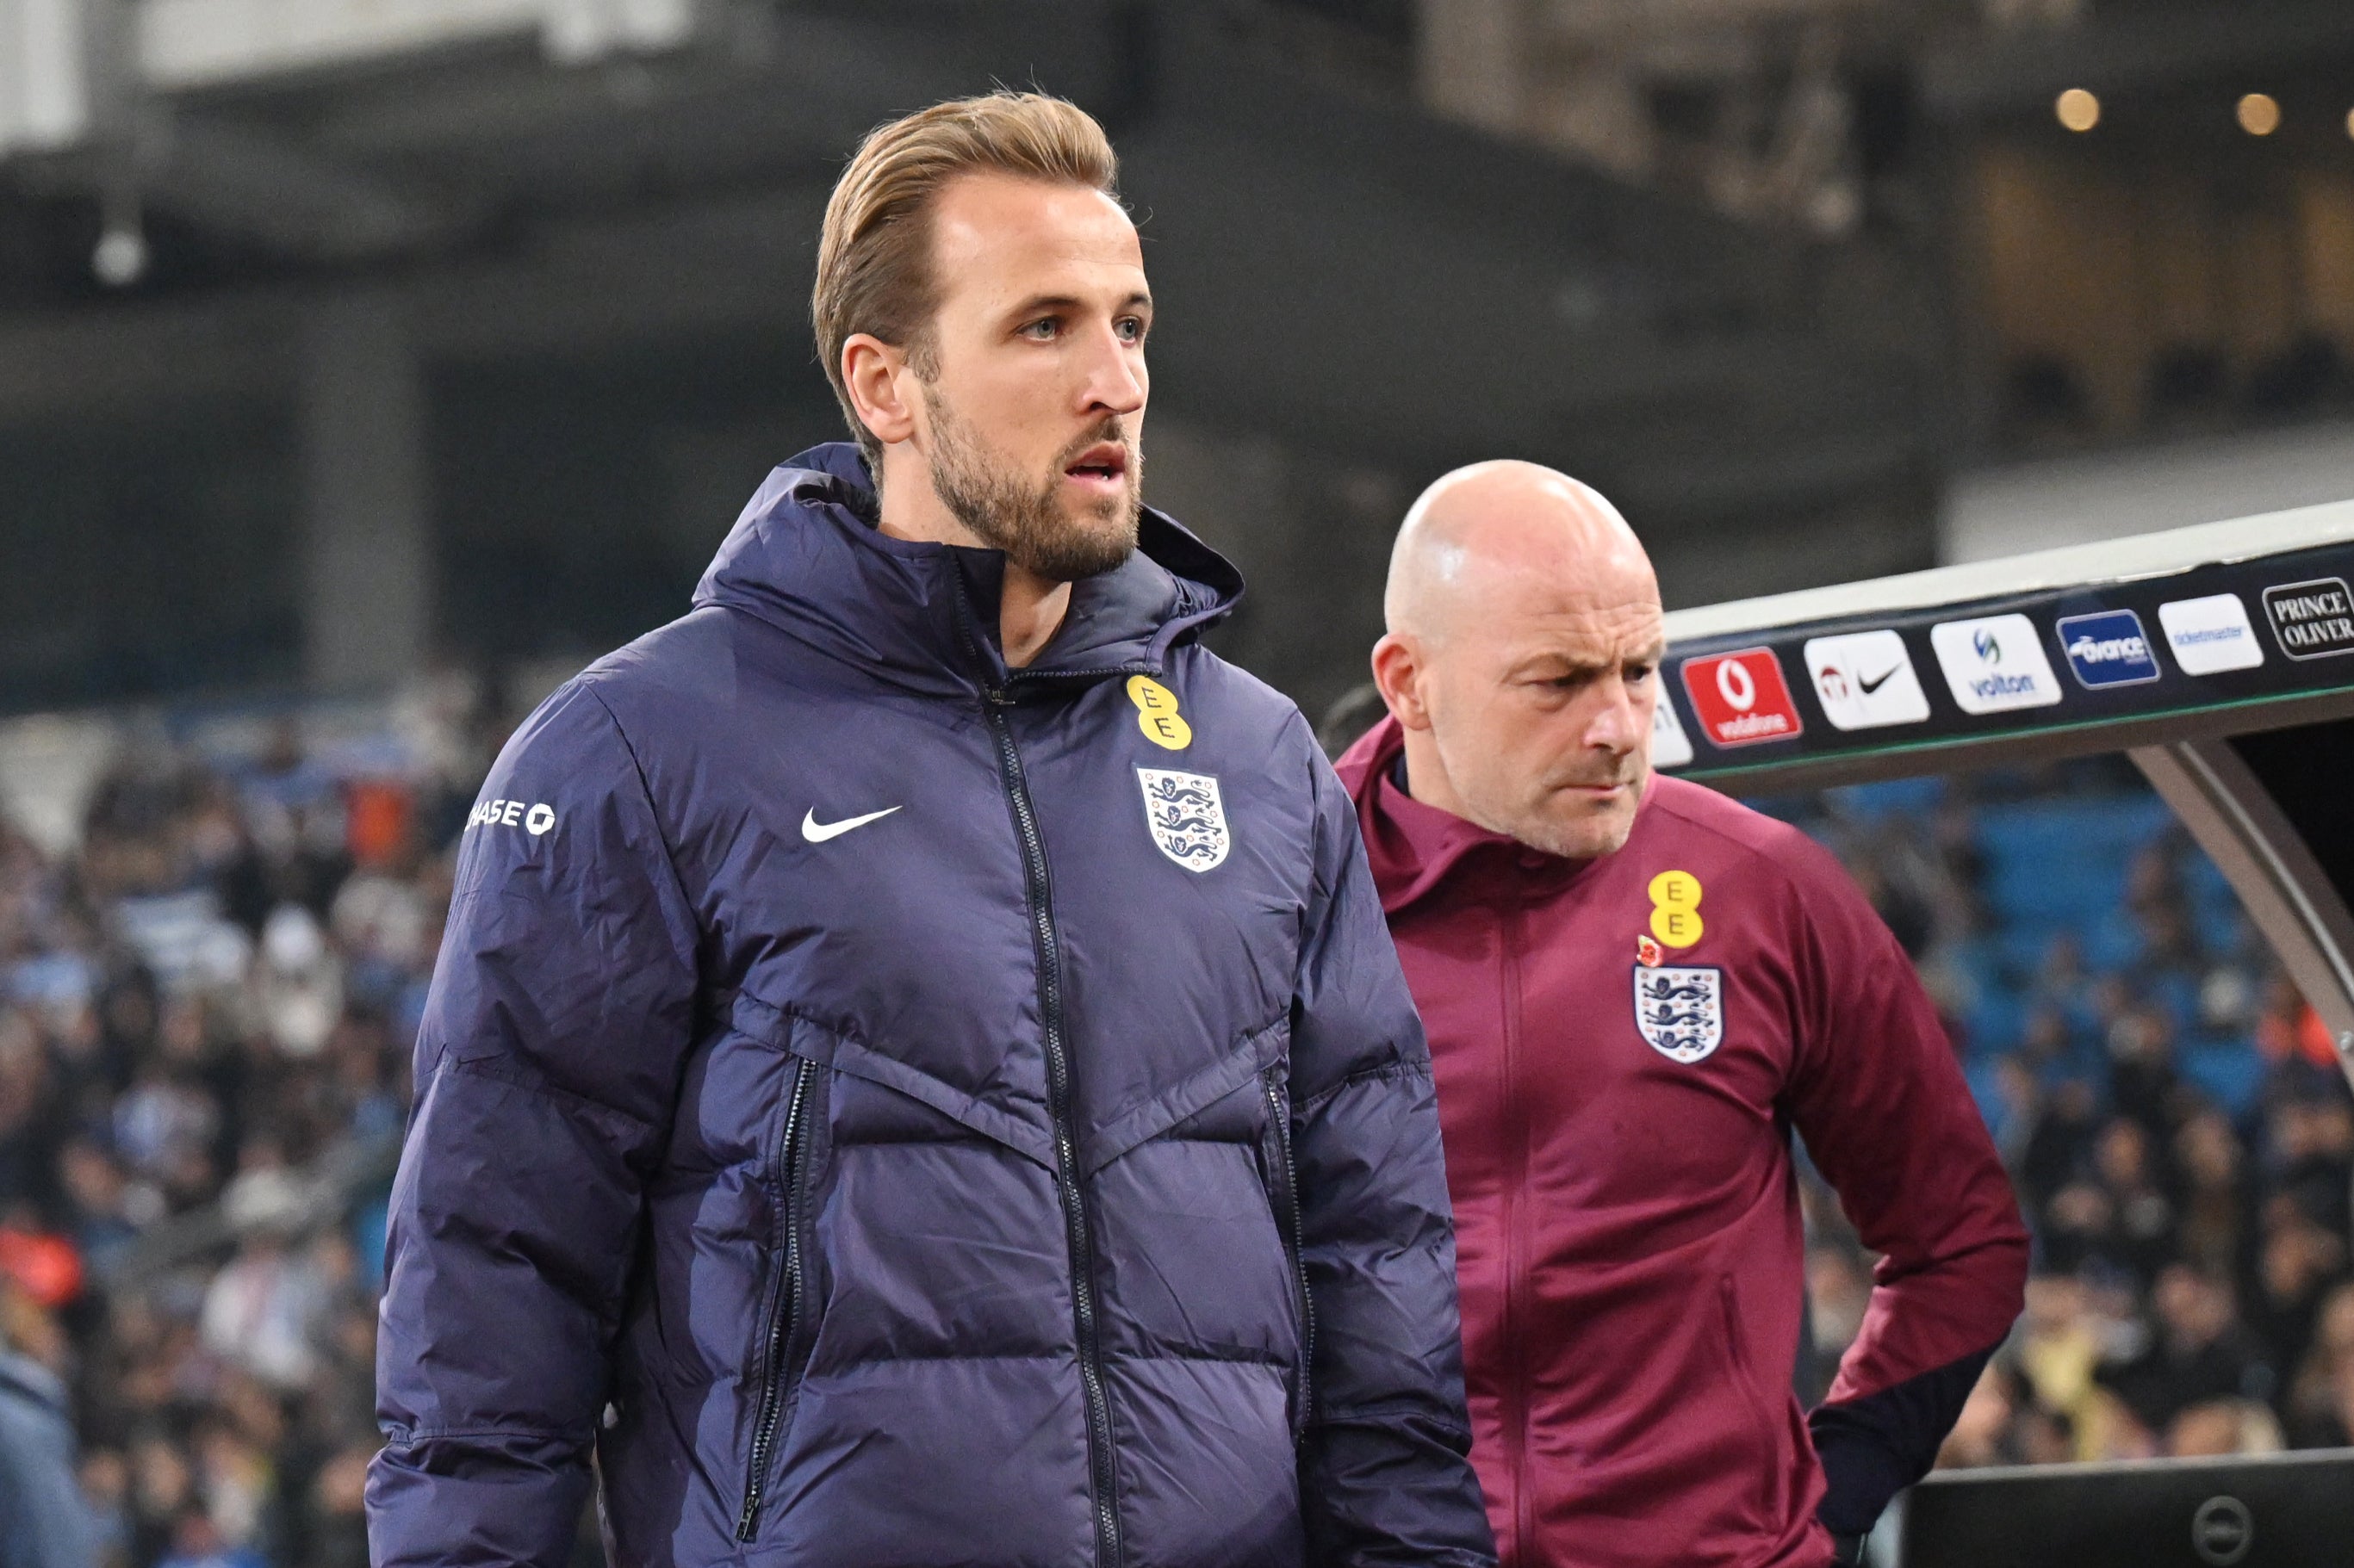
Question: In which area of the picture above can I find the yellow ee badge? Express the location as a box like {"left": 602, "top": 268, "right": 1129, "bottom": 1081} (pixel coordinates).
{"left": 1127, "top": 675, "right": 1192, "bottom": 751}
{"left": 1647, "top": 869, "right": 1704, "bottom": 948}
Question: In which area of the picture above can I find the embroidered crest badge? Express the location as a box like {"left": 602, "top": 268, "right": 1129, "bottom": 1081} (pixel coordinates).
{"left": 1631, "top": 964, "right": 1724, "bottom": 1063}
{"left": 1137, "top": 768, "right": 1230, "bottom": 872}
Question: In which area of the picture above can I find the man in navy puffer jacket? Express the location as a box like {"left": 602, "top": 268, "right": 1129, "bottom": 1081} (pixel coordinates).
{"left": 368, "top": 92, "right": 1494, "bottom": 1568}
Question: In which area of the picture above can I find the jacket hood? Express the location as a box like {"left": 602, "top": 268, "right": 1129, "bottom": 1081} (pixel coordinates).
{"left": 1335, "top": 716, "right": 1601, "bottom": 914}
{"left": 693, "top": 442, "right": 1244, "bottom": 697}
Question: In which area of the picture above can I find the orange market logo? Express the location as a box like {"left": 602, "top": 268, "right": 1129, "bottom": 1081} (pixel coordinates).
{"left": 468, "top": 798, "right": 556, "bottom": 835}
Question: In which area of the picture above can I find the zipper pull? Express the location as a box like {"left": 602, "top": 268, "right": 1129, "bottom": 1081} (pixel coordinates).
{"left": 985, "top": 686, "right": 1016, "bottom": 709}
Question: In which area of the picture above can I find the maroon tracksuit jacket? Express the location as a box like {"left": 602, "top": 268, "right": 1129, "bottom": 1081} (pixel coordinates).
{"left": 1338, "top": 719, "right": 2028, "bottom": 1568}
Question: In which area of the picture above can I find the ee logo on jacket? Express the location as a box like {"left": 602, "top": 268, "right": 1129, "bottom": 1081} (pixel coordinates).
{"left": 1635, "top": 870, "right": 1723, "bottom": 1064}
{"left": 1127, "top": 675, "right": 1192, "bottom": 749}
{"left": 1648, "top": 870, "right": 1704, "bottom": 947}
{"left": 1126, "top": 677, "right": 1232, "bottom": 873}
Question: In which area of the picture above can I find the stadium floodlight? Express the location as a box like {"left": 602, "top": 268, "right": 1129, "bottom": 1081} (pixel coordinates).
{"left": 1659, "top": 501, "right": 2354, "bottom": 1091}
{"left": 139, "top": 0, "right": 700, "bottom": 90}
{"left": 0, "top": 0, "right": 92, "bottom": 157}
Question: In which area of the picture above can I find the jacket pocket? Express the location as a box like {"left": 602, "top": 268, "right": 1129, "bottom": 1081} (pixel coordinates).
{"left": 736, "top": 1056, "right": 818, "bottom": 1542}
{"left": 1260, "top": 1067, "right": 1316, "bottom": 1440}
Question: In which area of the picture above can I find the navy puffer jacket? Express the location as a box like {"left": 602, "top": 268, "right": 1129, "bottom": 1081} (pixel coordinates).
{"left": 369, "top": 444, "right": 1494, "bottom": 1567}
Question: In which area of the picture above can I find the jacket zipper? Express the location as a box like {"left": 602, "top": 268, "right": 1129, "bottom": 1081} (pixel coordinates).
{"left": 736, "top": 1055, "right": 813, "bottom": 1542}
{"left": 1261, "top": 1069, "right": 1317, "bottom": 1439}
{"left": 1498, "top": 894, "right": 1532, "bottom": 1567}
{"left": 985, "top": 685, "right": 1124, "bottom": 1568}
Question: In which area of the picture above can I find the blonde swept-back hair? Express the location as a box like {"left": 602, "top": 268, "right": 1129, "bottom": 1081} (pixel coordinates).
{"left": 814, "top": 91, "right": 1121, "bottom": 468}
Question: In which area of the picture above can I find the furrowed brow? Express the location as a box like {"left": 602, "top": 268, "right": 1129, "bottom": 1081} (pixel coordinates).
{"left": 1007, "top": 294, "right": 1084, "bottom": 323}
{"left": 1512, "top": 652, "right": 1615, "bottom": 682}
{"left": 1004, "top": 291, "right": 1152, "bottom": 324}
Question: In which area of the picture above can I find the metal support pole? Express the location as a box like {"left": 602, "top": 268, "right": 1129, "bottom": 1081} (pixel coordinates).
{"left": 2130, "top": 738, "right": 2354, "bottom": 1094}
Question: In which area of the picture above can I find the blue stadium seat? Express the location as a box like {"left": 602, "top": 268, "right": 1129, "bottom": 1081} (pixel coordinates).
{"left": 2177, "top": 1038, "right": 2266, "bottom": 1119}
{"left": 1825, "top": 776, "right": 1947, "bottom": 821}
{"left": 1963, "top": 1057, "right": 2014, "bottom": 1134}
{"left": 1976, "top": 798, "right": 2176, "bottom": 939}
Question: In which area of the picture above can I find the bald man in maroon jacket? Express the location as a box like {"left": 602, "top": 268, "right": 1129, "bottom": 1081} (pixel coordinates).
{"left": 1334, "top": 462, "right": 2028, "bottom": 1568}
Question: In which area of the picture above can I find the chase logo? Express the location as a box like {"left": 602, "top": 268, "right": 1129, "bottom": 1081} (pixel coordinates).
{"left": 1930, "top": 613, "right": 2063, "bottom": 716}
{"left": 2057, "top": 609, "right": 2161, "bottom": 689}
{"left": 467, "top": 798, "right": 556, "bottom": 835}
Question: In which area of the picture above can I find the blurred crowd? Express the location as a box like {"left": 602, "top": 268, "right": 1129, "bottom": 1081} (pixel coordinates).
{"left": 1, "top": 695, "right": 2349, "bottom": 1564}
{"left": 1783, "top": 758, "right": 2354, "bottom": 1478}
{"left": 0, "top": 672, "right": 516, "bottom": 1568}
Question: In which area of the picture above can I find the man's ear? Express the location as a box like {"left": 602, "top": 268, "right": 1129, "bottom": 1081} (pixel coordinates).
{"left": 842, "top": 334, "right": 918, "bottom": 446}
{"left": 1370, "top": 633, "right": 1433, "bottom": 732}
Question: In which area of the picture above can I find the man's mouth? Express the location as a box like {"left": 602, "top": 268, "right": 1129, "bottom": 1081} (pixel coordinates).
{"left": 1062, "top": 442, "right": 1129, "bottom": 496}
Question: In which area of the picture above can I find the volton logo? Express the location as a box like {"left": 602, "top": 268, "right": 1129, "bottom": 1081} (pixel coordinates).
{"left": 1930, "top": 614, "right": 2063, "bottom": 716}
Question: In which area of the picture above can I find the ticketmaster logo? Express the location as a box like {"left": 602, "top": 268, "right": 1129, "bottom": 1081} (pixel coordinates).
{"left": 2158, "top": 593, "right": 2264, "bottom": 675}
{"left": 1930, "top": 613, "right": 2064, "bottom": 715}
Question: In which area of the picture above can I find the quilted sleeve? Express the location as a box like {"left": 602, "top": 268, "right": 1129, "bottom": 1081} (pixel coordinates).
{"left": 367, "top": 681, "right": 700, "bottom": 1567}
{"left": 1285, "top": 730, "right": 1498, "bottom": 1568}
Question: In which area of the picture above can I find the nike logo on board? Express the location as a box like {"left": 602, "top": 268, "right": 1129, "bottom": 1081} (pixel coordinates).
{"left": 1858, "top": 664, "right": 1901, "bottom": 695}
{"left": 802, "top": 806, "right": 901, "bottom": 843}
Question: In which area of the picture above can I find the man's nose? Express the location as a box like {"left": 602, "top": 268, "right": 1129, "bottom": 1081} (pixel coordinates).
{"left": 1587, "top": 678, "right": 1643, "bottom": 753}
{"left": 1081, "top": 326, "right": 1147, "bottom": 417}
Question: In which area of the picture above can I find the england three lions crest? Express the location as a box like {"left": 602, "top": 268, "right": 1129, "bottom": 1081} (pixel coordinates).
{"left": 1632, "top": 964, "right": 1724, "bottom": 1063}
{"left": 1137, "top": 768, "right": 1229, "bottom": 872}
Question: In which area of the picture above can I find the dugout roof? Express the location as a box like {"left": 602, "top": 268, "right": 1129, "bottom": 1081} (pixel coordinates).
{"left": 1659, "top": 505, "right": 2354, "bottom": 1090}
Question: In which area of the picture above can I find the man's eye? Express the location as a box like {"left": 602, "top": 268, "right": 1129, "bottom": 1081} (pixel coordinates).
{"left": 1116, "top": 317, "right": 1147, "bottom": 343}
{"left": 1020, "top": 318, "right": 1059, "bottom": 340}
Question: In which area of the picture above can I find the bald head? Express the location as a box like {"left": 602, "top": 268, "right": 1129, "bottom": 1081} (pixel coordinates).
{"left": 1370, "top": 461, "right": 1665, "bottom": 861}
{"left": 1385, "top": 461, "right": 1657, "bottom": 641}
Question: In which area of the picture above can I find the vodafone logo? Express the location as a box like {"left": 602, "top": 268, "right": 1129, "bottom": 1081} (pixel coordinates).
{"left": 1680, "top": 648, "right": 1803, "bottom": 747}
{"left": 1716, "top": 657, "right": 1756, "bottom": 711}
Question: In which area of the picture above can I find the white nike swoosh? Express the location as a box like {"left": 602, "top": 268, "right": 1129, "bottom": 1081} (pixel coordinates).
{"left": 801, "top": 805, "right": 902, "bottom": 843}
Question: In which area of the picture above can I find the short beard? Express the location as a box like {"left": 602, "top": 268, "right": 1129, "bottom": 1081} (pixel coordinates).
{"left": 922, "top": 387, "right": 1141, "bottom": 582}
